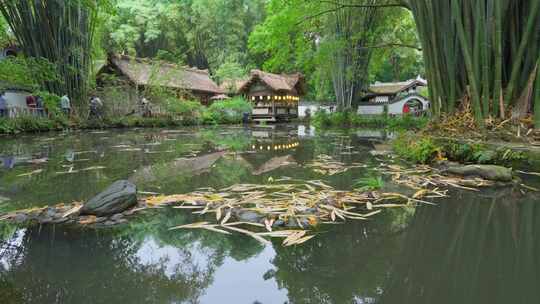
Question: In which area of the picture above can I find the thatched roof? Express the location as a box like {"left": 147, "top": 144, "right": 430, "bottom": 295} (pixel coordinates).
{"left": 238, "top": 70, "right": 305, "bottom": 95}
{"left": 368, "top": 78, "right": 427, "bottom": 95}
{"left": 103, "top": 54, "right": 224, "bottom": 94}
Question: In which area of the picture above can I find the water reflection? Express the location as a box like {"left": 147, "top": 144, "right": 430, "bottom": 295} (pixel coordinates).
{"left": 381, "top": 188, "right": 540, "bottom": 304}
{"left": 1, "top": 126, "right": 540, "bottom": 303}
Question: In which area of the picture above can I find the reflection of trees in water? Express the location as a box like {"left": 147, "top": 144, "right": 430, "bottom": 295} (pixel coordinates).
{"left": 0, "top": 210, "right": 265, "bottom": 303}
{"left": 1, "top": 226, "right": 207, "bottom": 303}
{"left": 380, "top": 188, "right": 540, "bottom": 304}
{"left": 269, "top": 211, "right": 410, "bottom": 304}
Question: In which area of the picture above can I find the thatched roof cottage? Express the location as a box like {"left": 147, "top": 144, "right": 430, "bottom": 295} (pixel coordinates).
{"left": 238, "top": 70, "right": 305, "bottom": 122}
{"left": 97, "top": 54, "right": 224, "bottom": 105}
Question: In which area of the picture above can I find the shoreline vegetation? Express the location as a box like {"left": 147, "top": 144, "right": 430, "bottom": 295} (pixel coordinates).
{"left": 0, "top": 102, "right": 430, "bottom": 134}
{"left": 0, "top": 97, "right": 253, "bottom": 134}
{"left": 311, "top": 110, "right": 429, "bottom": 130}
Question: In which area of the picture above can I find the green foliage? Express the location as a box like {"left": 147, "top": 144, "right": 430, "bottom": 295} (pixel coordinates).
{"left": 103, "top": 0, "right": 266, "bottom": 70}
{"left": 312, "top": 110, "right": 428, "bottom": 130}
{"left": 33, "top": 91, "right": 63, "bottom": 117}
{"left": 249, "top": 0, "right": 422, "bottom": 106}
{"left": 354, "top": 176, "right": 384, "bottom": 191}
{"left": 0, "top": 0, "right": 101, "bottom": 112}
{"left": 0, "top": 116, "right": 69, "bottom": 134}
{"left": 207, "top": 97, "right": 252, "bottom": 124}
{"left": 393, "top": 133, "right": 440, "bottom": 164}
{"left": 165, "top": 99, "right": 205, "bottom": 125}
{"left": 0, "top": 56, "right": 59, "bottom": 90}
{"left": 0, "top": 15, "right": 11, "bottom": 46}
{"left": 215, "top": 60, "right": 247, "bottom": 84}
{"left": 369, "top": 10, "right": 423, "bottom": 83}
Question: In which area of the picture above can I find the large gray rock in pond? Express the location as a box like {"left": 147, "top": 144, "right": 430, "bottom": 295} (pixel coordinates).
{"left": 445, "top": 164, "right": 513, "bottom": 182}
{"left": 81, "top": 180, "right": 137, "bottom": 216}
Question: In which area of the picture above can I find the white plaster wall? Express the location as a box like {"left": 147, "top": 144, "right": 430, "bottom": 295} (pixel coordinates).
{"left": 359, "top": 95, "right": 430, "bottom": 115}
{"left": 357, "top": 105, "right": 384, "bottom": 115}
{"left": 4, "top": 91, "right": 29, "bottom": 109}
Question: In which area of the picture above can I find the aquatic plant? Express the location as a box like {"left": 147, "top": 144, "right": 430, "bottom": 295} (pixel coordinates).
{"left": 354, "top": 176, "right": 384, "bottom": 191}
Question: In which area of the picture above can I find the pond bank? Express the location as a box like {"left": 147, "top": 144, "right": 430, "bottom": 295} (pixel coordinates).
{"left": 393, "top": 131, "right": 540, "bottom": 172}
{"left": 0, "top": 115, "right": 245, "bottom": 135}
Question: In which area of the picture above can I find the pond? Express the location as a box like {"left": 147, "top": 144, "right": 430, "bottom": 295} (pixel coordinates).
{"left": 1, "top": 124, "right": 539, "bottom": 304}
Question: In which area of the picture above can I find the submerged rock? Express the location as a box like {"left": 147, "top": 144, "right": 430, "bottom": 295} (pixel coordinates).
{"left": 234, "top": 210, "right": 264, "bottom": 223}
{"left": 445, "top": 164, "right": 513, "bottom": 182}
{"left": 81, "top": 180, "right": 138, "bottom": 216}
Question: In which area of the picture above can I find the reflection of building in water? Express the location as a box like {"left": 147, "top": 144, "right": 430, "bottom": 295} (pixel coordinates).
{"left": 251, "top": 142, "right": 300, "bottom": 152}
{"left": 297, "top": 125, "right": 316, "bottom": 138}
{"left": 355, "top": 129, "right": 395, "bottom": 140}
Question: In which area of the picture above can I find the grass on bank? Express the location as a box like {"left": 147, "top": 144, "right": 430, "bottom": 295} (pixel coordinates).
{"left": 392, "top": 132, "right": 527, "bottom": 166}
{"left": 311, "top": 110, "right": 429, "bottom": 130}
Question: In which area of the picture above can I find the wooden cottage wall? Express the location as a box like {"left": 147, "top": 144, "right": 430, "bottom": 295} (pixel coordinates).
{"left": 96, "top": 67, "right": 141, "bottom": 116}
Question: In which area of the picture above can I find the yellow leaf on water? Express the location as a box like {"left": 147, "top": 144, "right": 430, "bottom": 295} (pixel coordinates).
{"left": 286, "top": 235, "right": 316, "bottom": 246}
{"left": 216, "top": 207, "right": 222, "bottom": 221}
{"left": 283, "top": 231, "right": 306, "bottom": 246}
{"left": 413, "top": 189, "right": 429, "bottom": 199}
{"left": 79, "top": 216, "right": 97, "bottom": 225}
{"left": 221, "top": 209, "right": 232, "bottom": 225}
{"left": 366, "top": 202, "right": 373, "bottom": 210}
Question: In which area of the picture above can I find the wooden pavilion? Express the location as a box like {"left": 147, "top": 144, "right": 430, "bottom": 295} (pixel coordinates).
{"left": 238, "top": 70, "right": 305, "bottom": 122}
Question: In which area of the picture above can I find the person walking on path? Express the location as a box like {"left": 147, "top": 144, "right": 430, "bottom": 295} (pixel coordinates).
{"left": 89, "top": 96, "right": 103, "bottom": 119}
{"left": 26, "top": 95, "right": 37, "bottom": 114}
{"left": 141, "top": 97, "right": 151, "bottom": 117}
{"left": 0, "top": 92, "right": 7, "bottom": 118}
{"left": 60, "top": 95, "right": 71, "bottom": 117}
{"left": 36, "top": 95, "right": 45, "bottom": 117}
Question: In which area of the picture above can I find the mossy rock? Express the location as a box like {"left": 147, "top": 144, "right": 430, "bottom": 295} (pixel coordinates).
{"left": 445, "top": 164, "right": 513, "bottom": 182}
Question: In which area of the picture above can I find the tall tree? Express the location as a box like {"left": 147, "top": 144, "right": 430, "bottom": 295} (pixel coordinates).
{"left": 407, "top": 0, "right": 540, "bottom": 125}
{"left": 0, "top": 0, "right": 107, "bottom": 112}
{"left": 104, "top": 0, "right": 266, "bottom": 71}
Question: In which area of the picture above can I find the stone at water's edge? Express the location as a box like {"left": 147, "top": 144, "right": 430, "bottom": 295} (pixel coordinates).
{"left": 445, "top": 164, "right": 513, "bottom": 182}
{"left": 81, "top": 180, "right": 138, "bottom": 216}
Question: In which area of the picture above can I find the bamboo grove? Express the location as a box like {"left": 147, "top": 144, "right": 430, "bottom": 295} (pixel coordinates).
{"left": 408, "top": 0, "right": 540, "bottom": 125}
{"left": 0, "top": 0, "right": 104, "bottom": 112}
{"left": 325, "top": 0, "right": 382, "bottom": 111}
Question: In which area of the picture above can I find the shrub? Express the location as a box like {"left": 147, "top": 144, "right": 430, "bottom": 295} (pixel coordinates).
{"left": 393, "top": 132, "right": 441, "bottom": 164}
{"left": 0, "top": 115, "right": 68, "bottom": 134}
{"left": 165, "top": 99, "right": 204, "bottom": 125}
{"left": 33, "top": 91, "right": 64, "bottom": 119}
{"left": 207, "top": 97, "right": 251, "bottom": 124}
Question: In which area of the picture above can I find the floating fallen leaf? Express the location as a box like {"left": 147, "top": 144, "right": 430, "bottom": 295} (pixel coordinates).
{"left": 285, "top": 235, "right": 316, "bottom": 246}
{"left": 62, "top": 205, "right": 83, "bottom": 218}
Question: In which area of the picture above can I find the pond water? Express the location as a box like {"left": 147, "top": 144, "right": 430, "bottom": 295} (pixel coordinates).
{"left": 1, "top": 125, "right": 539, "bottom": 304}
